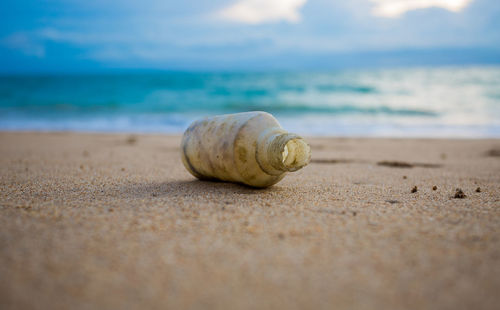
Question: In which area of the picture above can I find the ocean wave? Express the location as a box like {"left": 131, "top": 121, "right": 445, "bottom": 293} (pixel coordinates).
{"left": 219, "top": 102, "right": 436, "bottom": 116}
{"left": 0, "top": 67, "right": 499, "bottom": 136}
{"left": 315, "top": 84, "right": 377, "bottom": 93}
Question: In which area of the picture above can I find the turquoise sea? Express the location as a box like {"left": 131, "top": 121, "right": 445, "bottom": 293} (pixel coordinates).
{"left": 1, "top": 66, "right": 499, "bottom": 137}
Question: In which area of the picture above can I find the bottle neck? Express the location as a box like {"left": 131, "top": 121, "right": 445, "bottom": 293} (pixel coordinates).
{"left": 256, "top": 129, "right": 311, "bottom": 176}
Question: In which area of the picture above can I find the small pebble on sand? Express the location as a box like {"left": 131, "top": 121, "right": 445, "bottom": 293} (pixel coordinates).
{"left": 476, "top": 187, "right": 481, "bottom": 193}
{"left": 126, "top": 135, "right": 138, "bottom": 145}
{"left": 432, "top": 185, "right": 437, "bottom": 190}
{"left": 454, "top": 188, "right": 466, "bottom": 199}
{"left": 386, "top": 200, "right": 399, "bottom": 204}
{"left": 411, "top": 186, "right": 418, "bottom": 193}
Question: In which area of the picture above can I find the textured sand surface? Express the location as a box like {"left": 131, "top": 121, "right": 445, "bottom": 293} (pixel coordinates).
{"left": 0, "top": 132, "right": 499, "bottom": 310}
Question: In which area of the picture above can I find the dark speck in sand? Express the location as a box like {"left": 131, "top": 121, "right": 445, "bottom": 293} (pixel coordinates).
{"left": 277, "top": 233, "right": 285, "bottom": 240}
{"left": 379, "top": 161, "right": 413, "bottom": 168}
{"left": 352, "top": 211, "right": 357, "bottom": 216}
{"left": 386, "top": 200, "right": 399, "bottom": 204}
{"left": 476, "top": 187, "right": 481, "bottom": 193}
{"left": 403, "top": 175, "right": 407, "bottom": 179}
{"left": 454, "top": 188, "right": 466, "bottom": 199}
{"left": 126, "top": 135, "right": 138, "bottom": 145}
{"left": 310, "top": 158, "right": 353, "bottom": 164}
{"left": 486, "top": 148, "right": 500, "bottom": 157}
{"left": 152, "top": 192, "right": 158, "bottom": 197}
{"left": 378, "top": 161, "right": 442, "bottom": 168}
{"left": 411, "top": 186, "right": 418, "bottom": 193}
{"left": 432, "top": 186, "right": 437, "bottom": 190}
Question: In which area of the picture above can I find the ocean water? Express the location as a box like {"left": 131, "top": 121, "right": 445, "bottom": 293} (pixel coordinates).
{"left": 1, "top": 67, "right": 499, "bottom": 137}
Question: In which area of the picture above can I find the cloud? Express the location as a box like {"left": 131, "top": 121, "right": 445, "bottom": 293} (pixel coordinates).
{"left": 370, "top": 0, "right": 473, "bottom": 18}
{"left": 1, "top": 0, "right": 498, "bottom": 71}
{"left": 1, "top": 32, "right": 45, "bottom": 57}
{"left": 217, "top": 0, "right": 307, "bottom": 24}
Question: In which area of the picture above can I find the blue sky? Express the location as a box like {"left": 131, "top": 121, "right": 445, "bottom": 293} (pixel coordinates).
{"left": 1, "top": 0, "right": 499, "bottom": 72}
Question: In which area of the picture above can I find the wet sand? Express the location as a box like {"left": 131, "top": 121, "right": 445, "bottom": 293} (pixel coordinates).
{"left": 1, "top": 132, "right": 499, "bottom": 310}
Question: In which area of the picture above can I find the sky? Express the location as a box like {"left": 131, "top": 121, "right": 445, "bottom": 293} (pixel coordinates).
{"left": 0, "top": 0, "right": 499, "bottom": 72}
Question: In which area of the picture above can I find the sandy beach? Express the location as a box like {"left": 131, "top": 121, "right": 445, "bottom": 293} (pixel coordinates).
{"left": 0, "top": 131, "right": 499, "bottom": 310}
